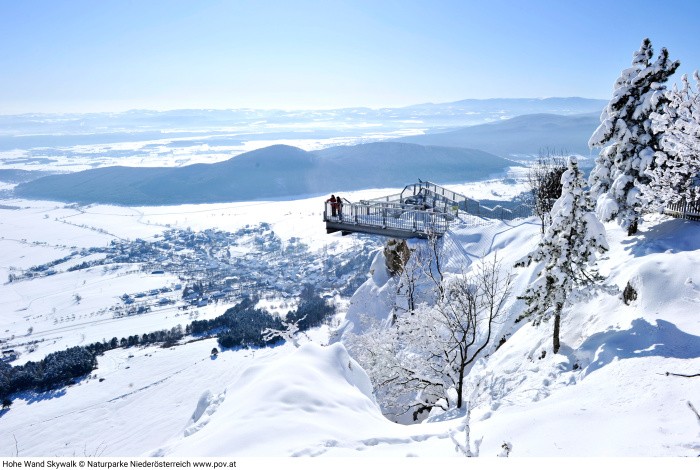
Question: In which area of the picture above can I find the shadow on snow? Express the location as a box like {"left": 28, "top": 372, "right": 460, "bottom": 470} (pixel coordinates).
{"left": 621, "top": 218, "right": 700, "bottom": 257}
{"left": 16, "top": 388, "right": 68, "bottom": 405}
{"left": 575, "top": 318, "right": 700, "bottom": 377}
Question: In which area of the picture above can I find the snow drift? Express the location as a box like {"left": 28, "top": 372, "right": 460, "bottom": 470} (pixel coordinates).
{"left": 155, "top": 342, "right": 397, "bottom": 457}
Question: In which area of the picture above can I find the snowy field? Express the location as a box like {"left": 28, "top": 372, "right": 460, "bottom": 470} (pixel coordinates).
{"left": 0, "top": 109, "right": 434, "bottom": 175}
{"left": 1, "top": 100, "right": 602, "bottom": 174}
{"left": 1, "top": 166, "right": 698, "bottom": 461}
{"left": 0, "top": 130, "right": 427, "bottom": 174}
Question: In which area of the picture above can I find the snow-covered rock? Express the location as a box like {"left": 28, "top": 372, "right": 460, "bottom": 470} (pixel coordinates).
{"left": 333, "top": 249, "right": 396, "bottom": 341}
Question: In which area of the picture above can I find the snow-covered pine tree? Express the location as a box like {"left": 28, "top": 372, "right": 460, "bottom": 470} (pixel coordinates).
{"left": 520, "top": 158, "right": 608, "bottom": 353}
{"left": 588, "top": 38, "right": 680, "bottom": 235}
{"left": 644, "top": 72, "right": 700, "bottom": 208}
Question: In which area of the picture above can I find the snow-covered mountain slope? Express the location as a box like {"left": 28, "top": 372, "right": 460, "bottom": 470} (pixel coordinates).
{"left": 459, "top": 213, "right": 700, "bottom": 456}
{"left": 332, "top": 213, "right": 699, "bottom": 456}
{"left": 1, "top": 187, "right": 698, "bottom": 457}
{"left": 400, "top": 112, "right": 600, "bottom": 157}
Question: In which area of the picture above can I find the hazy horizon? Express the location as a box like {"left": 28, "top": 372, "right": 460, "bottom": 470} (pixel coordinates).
{"left": 0, "top": 96, "right": 607, "bottom": 117}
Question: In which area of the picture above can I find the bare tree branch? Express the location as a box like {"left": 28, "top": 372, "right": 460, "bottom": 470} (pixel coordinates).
{"left": 665, "top": 371, "right": 700, "bottom": 378}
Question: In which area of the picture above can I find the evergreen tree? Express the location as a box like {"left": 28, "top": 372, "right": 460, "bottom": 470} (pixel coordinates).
{"left": 527, "top": 154, "right": 567, "bottom": 233}
{"left": 520, "top": 158, "right": 608, "bottom": 353}
{"left": 285, "top": 284, "right": 334, "bottom": 331}
{"left": 588, "top": 38, "right": 680, "bottom": 234}
{"left": 644, "top": 72, "right": 700, "bottom": 208}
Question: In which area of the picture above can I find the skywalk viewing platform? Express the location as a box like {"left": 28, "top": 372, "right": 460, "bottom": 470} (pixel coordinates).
{"left": 323, "top": 181, "right": 531, "bottom": 239}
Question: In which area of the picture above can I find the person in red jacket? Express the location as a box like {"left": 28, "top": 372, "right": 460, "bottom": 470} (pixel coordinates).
{"left": 327, "top": 194, "right": 337, "bottom": 217}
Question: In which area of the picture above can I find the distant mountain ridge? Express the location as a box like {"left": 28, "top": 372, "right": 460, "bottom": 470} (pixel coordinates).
{"left": 0, "top": 98, "right": 606, "bottom": 150}
{"left": 15, "top": 142, "right": 513, "bottom": 206}
{"left": 400, "top": 112, "right": 600, "bottom": 157}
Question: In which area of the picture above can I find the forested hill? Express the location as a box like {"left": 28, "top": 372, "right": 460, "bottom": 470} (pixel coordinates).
{"left": 14, "top": 142, "right": 513, "bottom": 205}
{"left": 399, "top": 112, "right": 600, "bottom": 157}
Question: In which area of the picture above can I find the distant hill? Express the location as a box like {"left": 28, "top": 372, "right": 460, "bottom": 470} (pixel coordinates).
{"left": 399, "top": 112, "right": 600, "bottom": 157}
{"left": 14, "top": 142, "right": 514, "bottom": 205}
{"left": 312, "top": 142, "right": 511, "bottom": 190}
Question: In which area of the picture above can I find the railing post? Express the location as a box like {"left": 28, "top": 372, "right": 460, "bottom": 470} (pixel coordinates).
{"left": 683, "top": 199, "right": 687, "bottom": 220}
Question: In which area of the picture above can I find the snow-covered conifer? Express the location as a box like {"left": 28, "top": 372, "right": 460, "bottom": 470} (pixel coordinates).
{"left": 262, "top": 315, "right": 307, "bottom": 348}
{"left": 588, "top": 38, "right": 680, "bottom": 234}
{"left": 644, "top": 72, "right": 700, "bottom": 208}
{"left": 520, "top": 158, "right": 608, "bottom": 353}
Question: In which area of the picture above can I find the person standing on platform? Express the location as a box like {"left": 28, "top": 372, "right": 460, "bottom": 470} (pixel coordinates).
{"left": 327, "top": 194, "right": 337, "bottom": 217}
{"left": 336, "top": 195, "right": 343, "bottom": 219}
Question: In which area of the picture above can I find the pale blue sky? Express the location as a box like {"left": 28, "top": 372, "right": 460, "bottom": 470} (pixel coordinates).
{"left": 1, "top": 0, "right": 699, "bottom": 113}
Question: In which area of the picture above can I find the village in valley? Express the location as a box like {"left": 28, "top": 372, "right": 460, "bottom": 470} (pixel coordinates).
{"left": 1, "top": 216, "right": 379, "bottom": 366}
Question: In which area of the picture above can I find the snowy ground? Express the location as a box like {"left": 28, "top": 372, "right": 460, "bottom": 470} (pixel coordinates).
{"left": 1, "top": 170, "right": 698, "bottom": 459}
{"left": 459, "top": 213, "right": 700, "bottom": 457}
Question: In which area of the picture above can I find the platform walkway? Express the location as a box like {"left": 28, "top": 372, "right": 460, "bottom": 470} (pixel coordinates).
{"left": 323, "top": 181, "right": 532, "bottom": 239}
{"left": 324, "top": 199, "right": 451, "bottom": 239}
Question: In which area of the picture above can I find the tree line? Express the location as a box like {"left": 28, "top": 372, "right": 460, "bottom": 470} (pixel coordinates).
{"left": 1, "top": 288, "right": 336, "bottom": 404}
{"left": 189, "top": 286, "right": 335, "bottom": 348}
{"left": 0, "top": 326, "right": 186, "bottom": 402}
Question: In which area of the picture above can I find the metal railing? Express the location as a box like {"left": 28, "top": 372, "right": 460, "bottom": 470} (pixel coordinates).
{"left": 396, "top": 181, "right": 531, "bottom": 221}
{"left": 358, "top": 199, "right": 428, "bottom": 212}
{"left": 324, "top": 181, "right": 534, "bottom": 239}
{"left": 665, "top": 199, "right": 700, "bottom": 221}
{"left": 365, "top": 193, "right": 403, "bottom": 204}
{"left": 324, "top": 200, "right": 450, "bottom": 236}
{"left": 401, "top": 181, "right": 478, "bottom": 207}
